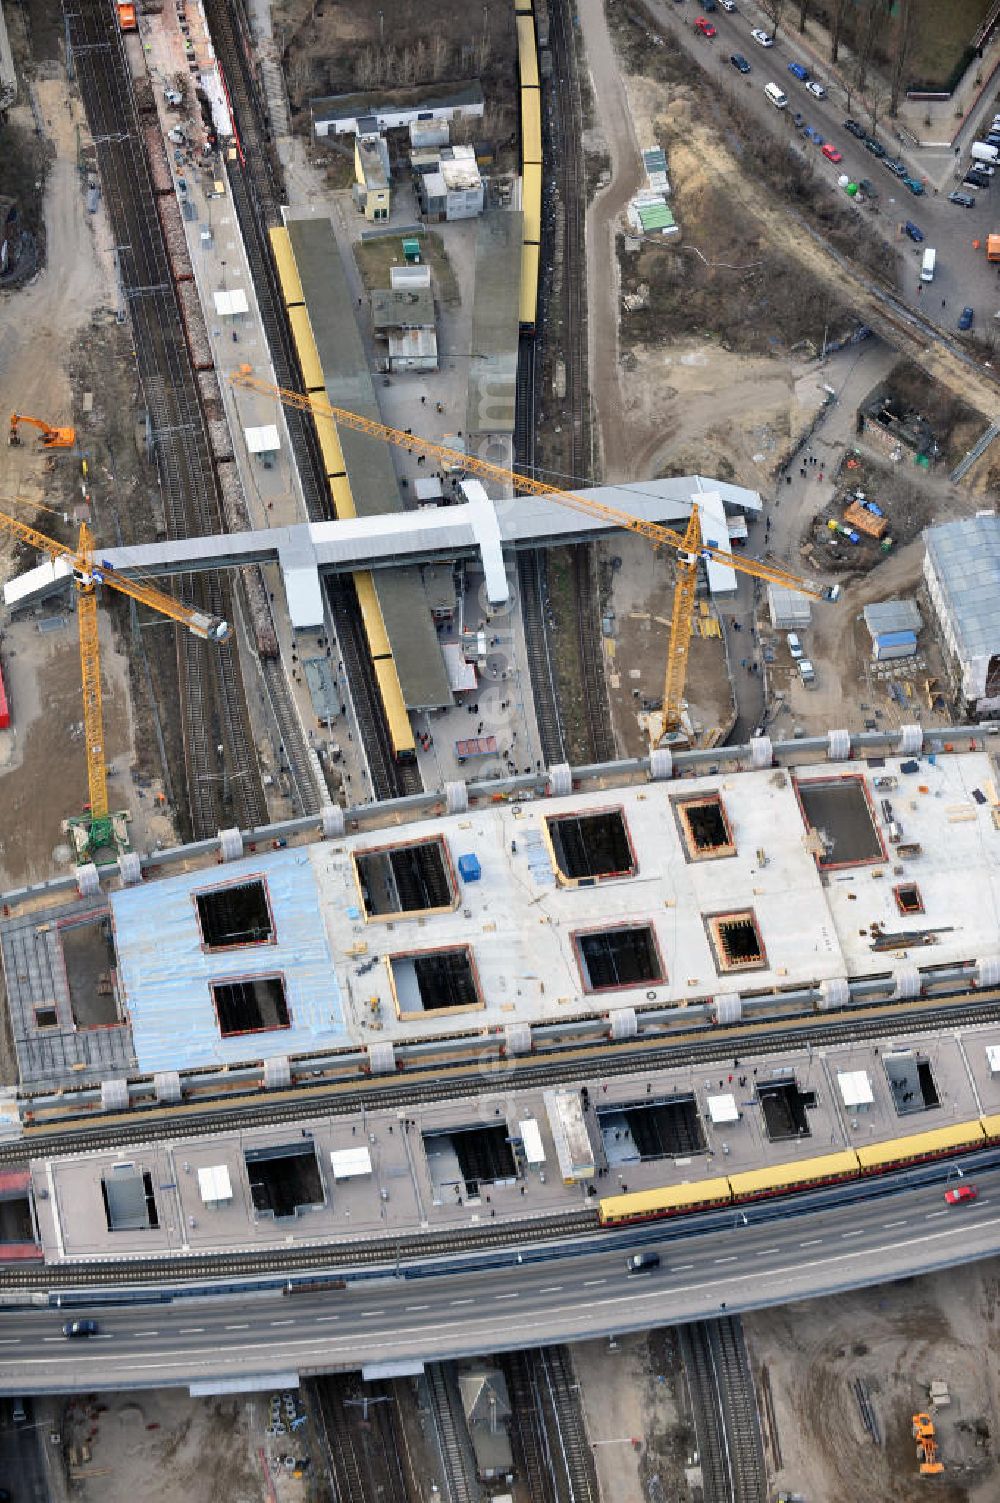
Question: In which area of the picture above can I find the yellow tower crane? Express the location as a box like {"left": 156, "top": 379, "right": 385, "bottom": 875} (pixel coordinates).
{"left": 0, "top": 508, "right": 230, "bottom": 860}
{"left": 230, "top": 368, "right": 837, "bottom": 745}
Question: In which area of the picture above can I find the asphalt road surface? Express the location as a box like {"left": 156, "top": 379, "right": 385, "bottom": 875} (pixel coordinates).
{"left": 3, "top": 1163, "right": 1000, "bottom": 1396}
{"left": 649, "top": 0, "right": 1000, "bottom": 339}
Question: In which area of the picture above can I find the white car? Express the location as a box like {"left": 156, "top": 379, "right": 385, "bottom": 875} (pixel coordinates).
{"left": 805, "top": 80, "right": 827, "bottom": 98}
{"left": 719, "top": 0, "right": 737, "bottom": 9}
{"left": 751, "top": 27, "right": 774, "bottom": 46}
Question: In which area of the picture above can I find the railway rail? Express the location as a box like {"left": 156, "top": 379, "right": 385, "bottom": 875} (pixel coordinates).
{"left": 679, "top": 1319, "right": 766, "bottom": 1503}
{"left": 199, "top": 0, "right": 411, "bottom": 803}
{"left": 64, "top": 0, "right": 265, "bottom": 838}
{"left": 426, "top": 1365, "right": 476, "bottom": 1503}
{"left": 14, "top": 988, "right": 1000, "bottom": 1158}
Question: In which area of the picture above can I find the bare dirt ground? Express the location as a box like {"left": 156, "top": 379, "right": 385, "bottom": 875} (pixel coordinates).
{"left": 58, "top": 1389, "right": 281, "bottom": 1503}
{"left": 747, "top": 1263, "right": 1000, "bottom": 1502}
{"left": 572, "top": 1328, "right": 698, "bottom": 1503}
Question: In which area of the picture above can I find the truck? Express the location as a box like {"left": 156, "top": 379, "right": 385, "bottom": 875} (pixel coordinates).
{"left": 116, "top": 1, "right": 137, "bottom": 29}
{"left": 988, "top": 233, "right": 1000, "bottom": 264}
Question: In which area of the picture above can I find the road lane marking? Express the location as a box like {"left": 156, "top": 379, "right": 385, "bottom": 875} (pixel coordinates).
{"left": 316, "top": 1316, "right": 340, "bottom": 1324}
{"left": 926, "top": 1210, "right": 948, "bottom": 1219}
{"left": 133, "top": 1330, "right": 160, "bottom": 1338}
{"left": 882, "top": 1220, "right": 906, "bottom": 1229}
{"left": 495, "top": 1293, "right": 519, "bottom": 1301}
{"left": 225, "top": 1324, "right": 250, "bottom": 1331}
{"left": 361, "top": 1310, "right": 384, "bottom": 1317}
{"left": 799, "top": 1239, "right": 822, "bottom": 1248}
{"left": 405, "top": 1305, "right": 429, "bottom": 1312}
{"left": 450, "top": 1299, "right": 475, "bottom": 1306}
{"left": 583, "top": 1279, "right": 606, "bottom": 1287}
{"left": 754, "top": 1248, "right": 778, "bottom": 1256}
{"left": 269, "top": 1319, "right": 294, "bottom": 1327}
{"left": 539, "top": 1286, "right": 563, "bottom": 1293}
{"left": 179, "top": 1327, "right": 205, "bottom": 1334}
{"left": 0, "top": 1338, "right": 21, "bottom": 1345}
{"left": 713, "top": 1256, "right": 737, "bottom": 1264}
{"left": 841, "top": 1230, "right": 864, "bottom": 1239}
{"left": 673, "top": 1264, "right": 694, "bottom": 1271}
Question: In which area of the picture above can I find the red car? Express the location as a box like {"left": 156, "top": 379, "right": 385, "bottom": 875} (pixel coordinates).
{"left": 944, "top": 1184, "right": 977, "bottom": 1205}
{"left": 821, "top": 143, "right": 843, "bottom": 163}
{"left": 694, "top": 17, "right": 717, "bottom": 36}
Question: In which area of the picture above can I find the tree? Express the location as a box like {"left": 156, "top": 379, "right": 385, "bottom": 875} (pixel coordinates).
{"left": 760, "top": 0, "right": 788, "bottom": 42}
{"left": 889, "top": 0, "right": 916, "bottom": 116}
{"left": 798, "top": 0, "right": 809, "bottom": 33}
{"left": 830, "top": 0, "right": 850, "bottom": 63}
{"left": 868, "top": 80, "right": 889, "bottom": 135}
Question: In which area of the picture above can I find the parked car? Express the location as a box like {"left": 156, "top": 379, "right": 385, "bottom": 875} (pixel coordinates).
{"left": 750, "top": 26, "right": 774, "bottom": 45}
{"left": 883, "top": 157, "right": 907, "bottom": 177}
{"left": 948, "top": 190, "right": 975, "bottom": 207}
{"left": 719, "top": 0, "right": 737, "bottom": 10}
{"left": 844, "top": 118, "right": 866, "bottom": 138}
{"left": 903, "top": 220, "right": 924, "bottom": 242}
{"left": 964, "top": 170, "right": 992, "bottom": 189}
{"left": 821, "top": 143, "right": 843, "bottom": 163}
{"left": 805, "top": 80, "right": 827, "bottom": 98}
{"left": 958, "top": 306, "right": 974, "bottom": 330}
{"left": 63, "top": 1319, "right": 99, "bottom": 1338}
{"left": 703, "top": 0, "right": 717, "bottom": 8}
{"left": 730, "top": 52, "right": 751, "bottom": 73}
{"left": 858, "top": 178, "right": 879, "bottom": 199}
{"left": 944, "top": 1184, "right": 977, "bottom": 1204}
{"left": 903, "top": 176, "right": 925, "bottom": 195}
{"left": 804, "top": 125, "right": 824, "bottom": 144}
{"left": 863, "top": 135, "right": 886, "bottom": 158}
{"left": 694, "top": 16, "right": 717, "bottom": 36}
{"left": 787, "top": 61, "right": 809, "bottom": 81}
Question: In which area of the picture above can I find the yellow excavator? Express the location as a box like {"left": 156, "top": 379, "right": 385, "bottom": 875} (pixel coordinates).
{"left": 8, "top": 412, "right": 76, "bottom": 449}
{"left": 0, "top": 508, "right": 229, "bottom": 860}
{"left": 912, "top": 1413, "right": 944, "bottom": 1477}
{"left": 230, "top": 367, "right": 837, "bottom": 746}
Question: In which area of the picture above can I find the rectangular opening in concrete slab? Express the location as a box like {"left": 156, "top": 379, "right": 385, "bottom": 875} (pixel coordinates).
{"left": 597, "top": 1095, "right": 705, "bottom": 1163}
{"left": 673, "top": 793, "right": 737, "bottom": 861}
{"left": 33, "top": 1006, "right": 57, "bottom": 1029}
{"left": 212, "top": 975, "right": 289, "bottom": 1036}
{"left": 422, "top": 1124, "right": 517, "bottom": 1202}
{"left": 706, "top": 910, "right": 766, "bottom": 973}
{"left": 883, "top": 1050, "right": 940, "bottom": 1115}
{"left": 894, "top": 882, "right": 924, "bottom": 916}
{"left": 389, "top": 946, "right": 483, "bottom": 1017}
{"left": 574, "top": 924, "right": 664, "bottom": 992}
{"left": 195, "top": 878, "right": 273, "bottom": 949}
{"left": 545, "top": 808, "right": 636, "bottom": 884}
{"left": 101, "top": 1166, "right": 159, "bottom": 1232}
{"left": 354, "top": 836, "right": 456, "bottom": 917}
{"left": 59, "top": 912, "right": 119, "bottom": 1028}
{"left": 795, "top": 775, "right": 886, "bottom": 868}
{"left": 244, "top": 1140, "right": 325, "bottom": 1219}
{"left": 757, "top": 1079, "right": 815, "bottom": 1142}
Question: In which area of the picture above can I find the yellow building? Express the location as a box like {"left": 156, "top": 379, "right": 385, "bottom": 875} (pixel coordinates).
{"left": 354, "top": 134, "right": 391, "bottom": 221}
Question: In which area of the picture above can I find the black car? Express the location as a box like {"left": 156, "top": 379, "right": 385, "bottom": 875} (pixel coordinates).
{"left": 863, "top": 136, "right": 886, "bottom": 157}
{"left": 63, "top": 1318, "right": 99, "bottom": 1338}
{"left": 858, "top": 177, "right": 879, "bottom": 199}
{"left": 948, "top": 190, "right": 975, "bottom": 207}
{"left": 730, "top": 52, "right": 751, "bottom": 73}
{"left": 844, "top": 117, "right": 866, "bottom": 138}
{"left": 883, "top": 157, "right": 907, "bottom": 177}
{"left": 965, "top": 170, "right": 991, "bottom": 188}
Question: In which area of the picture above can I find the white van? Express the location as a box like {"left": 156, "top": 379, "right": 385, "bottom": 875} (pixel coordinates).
{"left": 787, "top": 632, "right": 804, "bottom": 660}
{"left": 971, "top": 140, "right": 1000, "bottom": 163}
{"left": 764, "top": 82, "right": 789, "bottom": 109}
{"left": 920, "top": 247, "right": 936, "bottom": 282}
{"left": 797, "top": 658, "right": 816, "bottom": 686}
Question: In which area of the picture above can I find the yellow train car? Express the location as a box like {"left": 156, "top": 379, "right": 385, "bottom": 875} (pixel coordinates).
{"left": 315, "top": 411, "right": 346, "bottom": 480}
{"left": 288, "top": 306, "right": 325, "bottom": 392}
{"left": 519, "top": 242, "right": 540, "bottom": 329}
{"left": 599, "top": 1177, "right": 732, "bottom": 1226}
{"left": 329, "top": 474, "right": 356, "bottom": 520}
{"left": 728, "top": 1150, "right": 860, "bottom": 1201}
{"left": 269, "top": 226, "right": 305, "bottom": 307}
{"left": 980, "top": 1113, "right": 1000, "bottom": 1143}
{"left": 515, "top": 0, "right": 533, "bottom": 12}
{"left": 522, "top": 161, "right": 542, "bottom": 244}
{"left": 374, "top": 656, "right": 416, "bottom": 760}
{"left": 521, "top": 88, "right": 542, "bottom": 167}
{"left": 517, "top": 14, "right": 540, "bottom": 88}
{"left": 856, "top": 1120, "right": 985, "bottom": 1173}
{"left": 355, "top": 571, "right": 392, "bottom": 661}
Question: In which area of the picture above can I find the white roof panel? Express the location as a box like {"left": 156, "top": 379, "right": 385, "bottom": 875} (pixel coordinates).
{"left": 214, "top": 288, "right": 249, "bottom": 316}
{"left": 707, "top": 1093, "right": 739, "bottom": 1124}
{"left": 837, "top": 1070, "right": 874, "bottom": 1107}
{"left": 245, "top": 424, "right": 280, "bottom": 454}
{"left": 331, "top": 1146, "right": 373, "bottom": 1179}
{"left": 987, "top": 1045, "right": 1000, "bottom": 1074}
{"left": 198, "top": 1164, "right": 233, "bottom": 1202}
{"left": 519, "top": 1118, "right": 546, "bottom": 1165}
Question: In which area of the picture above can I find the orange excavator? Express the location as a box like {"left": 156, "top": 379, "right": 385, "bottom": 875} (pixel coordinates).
{"left": 912, "top": 1413, "right": 944, "bottom": 1477}
{"left": 8, "top": 413, "right": 76, "bottom": 449}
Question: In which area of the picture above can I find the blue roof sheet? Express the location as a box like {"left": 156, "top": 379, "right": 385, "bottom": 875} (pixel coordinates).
{"left": 111, "top": 849, "right": 348, "bottom": 1072}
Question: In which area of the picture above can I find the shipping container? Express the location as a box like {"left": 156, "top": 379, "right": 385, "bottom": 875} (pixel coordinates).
{"left": 873, "top": 629, "right": 917, "bottom": 661}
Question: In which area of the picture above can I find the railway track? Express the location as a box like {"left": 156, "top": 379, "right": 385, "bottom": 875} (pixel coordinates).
{"left": 504, "top": 1352, "right": 552, "bottom": 1502}
{"left": 679, "top": 1319, "right": 766, "bottom": 1503}
{"left": 200, "top": 0, "right": 411, "bottom": 804}
{"left": 519, "top": 547, "right": 566, "bottom": 763}
{"left": 425, "top": 1365, "right": 476, "bottom": 1503}
{"left": 16, "top": 988, "right": 1000, "bottom": 1158}
{"left": 536, "top": 1347, "right": 600, "bottom": 1503}
{"left": 64, "top": 0, "right": 266, "bottom": 837}
{"left": 313, "top": 1374, "right": 369, "bottom": 1503}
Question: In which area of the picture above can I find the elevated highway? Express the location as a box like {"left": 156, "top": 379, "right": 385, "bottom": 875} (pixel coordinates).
{"left": 3, "top": 1159, "right": 1000, "bottom": 1395}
